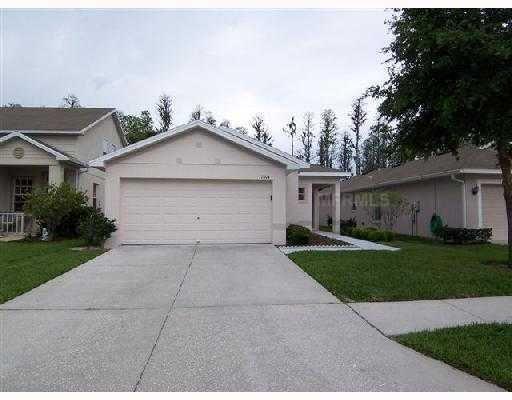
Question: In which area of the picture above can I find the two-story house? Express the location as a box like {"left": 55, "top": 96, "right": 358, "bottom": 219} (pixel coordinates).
{"left": 0, "top": 107, "right": 126, "bottom": 235}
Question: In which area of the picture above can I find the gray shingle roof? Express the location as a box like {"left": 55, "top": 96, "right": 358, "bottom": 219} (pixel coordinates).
{"left": 340, "top": 145, "right": 500, "bottom": 192}
{"left": 299, "top": 164, "right": 346, "bottom": 173}
{"left": 0, "top": 107, "right": 115, "bottom": 133}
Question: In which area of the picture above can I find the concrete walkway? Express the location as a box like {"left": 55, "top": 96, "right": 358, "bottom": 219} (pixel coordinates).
{"left": 314, "top": 230, "right": 400, "bottom": 251}
{"left": 0, "top": 245, "right": 500, "bottom": 391}
{"left": 351, "top": 296, "right": 512, "bottom": 336}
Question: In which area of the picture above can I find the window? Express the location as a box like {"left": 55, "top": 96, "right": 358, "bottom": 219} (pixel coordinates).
{"left": 92, "top": 183, "right": 99, "bottom": 209}
{"left": 351, "top": 193, "right": 357, "bottom": 211}
{"left": 298, "top": 187, "right": 306, "bottom": 201}
{"left": 373, "top": 206, "right": 382, "bottom": 222}
{"left": 13, "top": 176, "right": 33, "bottom": 212}
{"left": 102, "top": 138, "right": 110, "bottom": 155}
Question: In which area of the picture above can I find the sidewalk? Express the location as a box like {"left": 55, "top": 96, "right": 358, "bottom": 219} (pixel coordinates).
{"left": 314, "top": 230, "right": 400, "bottom": 251}
{"left": 351, "top": 296, "right": 512, "bottom": 336}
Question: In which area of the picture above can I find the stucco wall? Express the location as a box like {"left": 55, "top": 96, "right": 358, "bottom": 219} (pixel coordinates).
{"left": 286, "top": 172, "right": 313, "bottom": 229}
{"left": 35, "top": 135, "right": 79, "bottom": 158}
{"left": 78, "top": 168, "right": 106, "bottom": 210}
{"left": 0, "top": 138, "right": 58, "bottom": 166}
{"left": 77, "top": 116, "right": 124, "bottom": 162}
{"left": 103, "top": 129, "right": 288, "bottom": 247}
{"left": 341, "top": 176, "right": 463, "bottom": 237}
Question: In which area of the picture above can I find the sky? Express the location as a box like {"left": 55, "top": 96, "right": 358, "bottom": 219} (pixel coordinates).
{"left": 0, "top": 8, "right": 392, "bottom": 155}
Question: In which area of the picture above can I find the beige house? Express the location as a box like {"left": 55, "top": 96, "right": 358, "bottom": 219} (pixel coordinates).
{"left": 338, "top": 146, "right": 507, "bottom": 243}
{"left": 0, "top": 107, "right": 126, "bottom": 235}
{"left": 91, "top": 120, "right": 350, "bottom": 247}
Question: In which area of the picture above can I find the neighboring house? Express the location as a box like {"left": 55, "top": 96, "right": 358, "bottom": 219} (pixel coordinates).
{"left": 0, "top": 107, "right": 126, "bottom": 235}
{"left": 91, "top": 120, "right": 350, "bottom": 246}
{"left": 339, "top": 145, "right": 507, "bottom": 243}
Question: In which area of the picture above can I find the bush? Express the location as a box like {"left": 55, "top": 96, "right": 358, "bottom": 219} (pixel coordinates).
{"left": 350, "top": 227, "right": 395, "bottom": 242}
{"left": 441, "top": 226, "right": 492, "bottom": 244}
{"left": 286, "top": 224, "right": 311, "bottom": 246}
{"left": 24, "top": 183, "right": 89, "bottom": 240}
{"left": 340, "top": 218, "right": 356, "bottom": 235}
{"left": 55, "top": 205, "right": 95, "bottom": 238}
{"left": 79, "top": 209, "right": 117, "bottom": 247}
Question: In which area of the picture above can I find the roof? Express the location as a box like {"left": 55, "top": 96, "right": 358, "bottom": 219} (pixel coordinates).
{"left": 299, "top": 164, "right": 351, "bottom": 178}
{"left": 299, "top": 164, "right": 344, "bottom": 173}
{"left": 0, "top": 107, "right": 116, "bottom": 133}
{"left": 340, "top": 145, "right": 501, "bottom": 192}
{"left": 90, "top": 120, "right": 309, "bottom": 170}
{"left": 0, "top": 131, "right": 86, "bottom": 166}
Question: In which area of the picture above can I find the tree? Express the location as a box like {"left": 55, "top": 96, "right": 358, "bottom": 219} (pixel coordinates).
{"left": 339, "top": 132, "right": 354, "bottom": 173}
{"left": 251, "top": 114, "right": 272, "bottom": 145}
{"left": 283, "top": 116, "right": 297, "bottom": 156}
{"left": 373, "top": 9, "right": 512, "bottom": 265}
{"left": 317, "top": 109, "right": 337, "bottom": 168}
{"left": 349, "top": 95, "right": 367, "bottom": 175}
{"left": 189, "top": 104, "right": 204, "bottom": 121}
{"left": 24, "top": 183, "right": 88, "bottom": 240}
{"left": 299, "top": 112, "right": 314, "bottom": 163}
{"left": 361, "top": 120, "right": 393, "bottom": 174}
{"left": 235, "top": 126, "right": 248, "bottom": 135}
{"left": 204, "top": 111, "right": 216, "bottom": 126}
{"left": 61, "top": 94, "right": 81, "bottom": 108}
{"left": 156, "top": 93, "right": 173, "bottom": 132}
{"left": 220, "top": 119, "right": 231, "bottom": 128}
{"left": 120, "top": 110, "right": 155, "bottom": 144}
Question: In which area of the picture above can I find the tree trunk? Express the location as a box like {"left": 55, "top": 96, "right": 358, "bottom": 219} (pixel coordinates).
{"left": 496, "top": 142, "right": 512, "bottom": 268}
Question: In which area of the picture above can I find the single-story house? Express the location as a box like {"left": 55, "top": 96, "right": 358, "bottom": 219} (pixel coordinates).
{"left": 0, "top": 107, "right": 126, "bottom": 235}
{"left": 338, "top": 145, "right": 507, "bottom": 243}
{"left": 91, "top": 120, "right": 350, "bottom": 247}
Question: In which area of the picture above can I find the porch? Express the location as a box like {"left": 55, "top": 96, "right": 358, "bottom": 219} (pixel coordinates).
{"left": 0, "top": 164, "right": 79, "bottom": 235}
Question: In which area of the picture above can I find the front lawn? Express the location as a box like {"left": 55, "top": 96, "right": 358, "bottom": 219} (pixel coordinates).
{"left": 289, "top": 240, "right": 512, "bottom": 302}
{"left": 395, "top": 323, "right": 512, "bottom": 391}
{"left": 0, "top": 239, "right": 104, "bottom": 304}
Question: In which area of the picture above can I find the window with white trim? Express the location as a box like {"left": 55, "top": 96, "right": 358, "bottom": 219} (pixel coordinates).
{"left": 13, "top": 176, "right": 33, "bottom": 212}
{"left": 298, "top": 187, "right": 306, "bottom": 201}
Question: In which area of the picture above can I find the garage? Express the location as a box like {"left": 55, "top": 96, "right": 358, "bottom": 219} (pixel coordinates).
{"left": 482, "top": 184, "right": 508, "bottom": 242}
{"left": 90, "top": 120, "right": 307, "bottom": 247}
{"left": 120, "top": 179, "right": 272, "bottom": 244}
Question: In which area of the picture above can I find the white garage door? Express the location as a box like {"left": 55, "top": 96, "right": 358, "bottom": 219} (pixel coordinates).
{"left": 120, "top": 179, "right": 272, "bottom": 244}
{"left": 482, "top": 184, "right": 508, "bottom": 242}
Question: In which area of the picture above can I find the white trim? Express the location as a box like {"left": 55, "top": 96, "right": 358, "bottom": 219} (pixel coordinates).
{"left": 0, "top": 130, "right": 81, "bottom": 135}
{"left": 0, "top": 131, "right": 69, "bottom": 161}
{"left": 90, "top": 120, "right": 309, "bottom": 170}
{"left": 299, "top": 171, "right": 351, "bottom": 177}
{"left": 460, "top": 168, "right": 502, "bottom": 175}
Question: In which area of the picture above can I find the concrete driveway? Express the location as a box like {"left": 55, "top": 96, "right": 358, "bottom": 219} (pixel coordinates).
{"left": 0, "top": 245, "right": 500, "bottom": 391}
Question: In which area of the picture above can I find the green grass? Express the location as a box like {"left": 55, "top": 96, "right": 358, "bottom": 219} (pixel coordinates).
{"left": 289, "top": 240, "right": 512, "bottom": 302}
{"left": 395, "top": 323, "right": 512, "bottom": 391}
{"left": 0, "top": 239, "right": 104, "bottom": 304}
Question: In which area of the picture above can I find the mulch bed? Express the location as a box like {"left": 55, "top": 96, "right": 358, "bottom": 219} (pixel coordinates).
{"left": 309, "top": 232, "right": 351, "bottom": 246}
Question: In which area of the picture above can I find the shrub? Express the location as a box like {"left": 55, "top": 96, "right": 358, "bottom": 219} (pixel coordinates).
{"left": 286, "top": 224, "right": 311, "bottom": 246}
{"left": 56, "top": 205, "right": 95, "bottom": 238}
{"left": 79, "top": 209, "right": 117, "bottom": 247}
{"left": 350, "top": 227, "right": 395, "bottom": 242}
{"left": 24, "top": 183, "right": 89, "bottom": 240}
{"left": 340, "top": 218, "right": 356, "bottom": 235}
{"left": 441, "top": 226, "right": 492, "bottom": 244}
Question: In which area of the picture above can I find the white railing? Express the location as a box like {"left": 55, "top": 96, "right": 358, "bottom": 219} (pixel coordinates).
{"left": 0, "top": 212, "right": 25, "bottom": 235}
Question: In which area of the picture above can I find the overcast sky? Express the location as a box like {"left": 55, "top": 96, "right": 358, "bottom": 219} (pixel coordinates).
{"left": 0, "top": 8, "right": 392, "bottom": 154}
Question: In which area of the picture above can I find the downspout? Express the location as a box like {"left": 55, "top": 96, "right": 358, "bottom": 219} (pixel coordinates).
{"left": 450, "top": 174, "right": 467, "bottom": 228}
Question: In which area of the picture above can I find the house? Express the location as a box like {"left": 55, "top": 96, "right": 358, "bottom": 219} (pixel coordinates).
{"left": 91, "top": 120, "right": 350, "bottom": 247}
{"left": 338, "top": 145, "right": 507, "bottom": 243}
{"left": 0, "top": 107, "right": 126, "bottom": 235}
